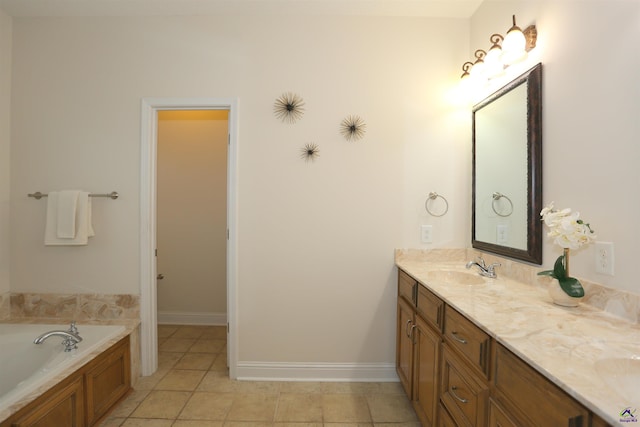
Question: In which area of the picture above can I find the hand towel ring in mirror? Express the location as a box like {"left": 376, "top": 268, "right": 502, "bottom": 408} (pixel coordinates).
{"left": 425, "top": 192, "right": 448, "bottom": 217}
{"left": 491, "top": 192, "right": 513, "bottom": 217}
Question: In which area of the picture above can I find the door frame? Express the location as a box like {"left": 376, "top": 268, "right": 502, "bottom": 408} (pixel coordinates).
{"left": 140, "top": 97, "right": 238, "bottom": 378}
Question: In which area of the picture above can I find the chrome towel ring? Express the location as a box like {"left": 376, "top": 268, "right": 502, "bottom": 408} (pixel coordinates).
{"left": 492, "top": 192, "right": 513, "bottom": 217}
{"left": 425, "top": 192, "right": 449, "bottom": 217}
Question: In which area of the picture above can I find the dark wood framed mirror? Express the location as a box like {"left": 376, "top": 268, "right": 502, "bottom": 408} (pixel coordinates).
{"left": 472, "top": 63, "right": 542, "bottom": 264}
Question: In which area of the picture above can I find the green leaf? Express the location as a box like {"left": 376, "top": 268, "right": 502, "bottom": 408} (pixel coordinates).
{"left": 558, "top": 277, "right": 585, "bottom": 298}
{"left": 537, "top": 270, "right": 556, "bottom": 278}
{"left": 553, "top": 255, "right": 567, "bottom": 280}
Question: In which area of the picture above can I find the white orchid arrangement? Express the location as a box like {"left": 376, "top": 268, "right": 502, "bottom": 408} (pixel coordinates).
{"left": 537, "top": 202, "right": 596, "bottom": 297}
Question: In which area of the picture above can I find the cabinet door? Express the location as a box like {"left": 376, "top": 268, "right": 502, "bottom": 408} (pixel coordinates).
{"left": 85, "top": 336, "right": 131, "bottom": 426}
{"left": 493, "top": 343, "right": 589, "bottom": 427}
{"left": 397, "top": 297, "right": 415, "bottom": 397}
{"left": 412, "top": 314, "right": 441, "bottom": 427}
{"left": 12, "top": 377, "right": 84, "bottom": 427}
{"left": 440, "top": 345, "right": 489, "bottom": 427}
{"left": 488, "top": 398, "right": 519, "bottom": 427}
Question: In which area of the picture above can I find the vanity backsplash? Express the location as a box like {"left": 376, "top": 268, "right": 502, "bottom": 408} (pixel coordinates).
{"left": 396, "top": 248, "right": 640, "bottom": 324}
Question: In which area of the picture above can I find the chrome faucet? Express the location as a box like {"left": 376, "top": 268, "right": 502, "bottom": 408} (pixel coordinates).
{"left": 34, "top": 321, "right": 83, "bottom": 352}
{"left": 465, "top": 257, "right": 500, "bottom": 279}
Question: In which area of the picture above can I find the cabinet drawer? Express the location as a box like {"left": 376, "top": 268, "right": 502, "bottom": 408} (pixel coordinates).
{"left": 440, "top": 345, "right": 489, "bottom": 427}
{"left": 398, "top": 269, "right": 417, "bottom": 304}
{"left": 444, "top": 306, "right": 491, "bottom": 378}
{"left": 493, "top": 343, "right": 589, "bottom": 427}
{"left": 416, "top": 285, "right": 444, "bottom": 332}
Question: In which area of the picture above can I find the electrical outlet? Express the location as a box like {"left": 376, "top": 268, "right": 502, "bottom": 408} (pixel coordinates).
{"left": 497, "top": 224, "right": 509, "bottom": 244}
{"left": 421, "top": 225, "right": 433, "bottom": 243}
{"left": 595, "top": 242, "right": 614, "bottom": 275}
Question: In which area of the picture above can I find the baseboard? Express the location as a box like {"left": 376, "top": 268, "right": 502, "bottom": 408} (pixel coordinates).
{"left": 235, "top": 362, "right": 399, "bottom": 382}
{"left": 157, "top": 311, "right": 227, "bottom": 326}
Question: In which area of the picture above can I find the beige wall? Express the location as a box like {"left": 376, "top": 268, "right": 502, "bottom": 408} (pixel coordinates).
{"left": 157, "top": 110, "right": 228, "bottom": 320}
{"left": 8, "top": 15, "right": 469, "bottom": 364}
{"left": 0, "top": 9, "right": 10, "bottom": 295}
{"left": 470, "top": 1, "right": 640, "bottom": 294}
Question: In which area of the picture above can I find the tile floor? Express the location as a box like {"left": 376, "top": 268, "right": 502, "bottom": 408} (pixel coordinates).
{"left": 99, "top": 325, "right": 420, "bottom": 427}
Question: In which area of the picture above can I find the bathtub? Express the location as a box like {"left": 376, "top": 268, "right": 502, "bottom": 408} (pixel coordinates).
{"left": 0, "top": 323, "right": 127, "bottom": 420}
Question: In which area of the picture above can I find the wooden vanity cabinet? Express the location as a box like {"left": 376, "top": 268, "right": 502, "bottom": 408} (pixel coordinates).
{"left": 492, "top": 343, "right": 590, "bottom": 427}
{"left": 396, "top": 269, "right": 612, "bottom": 427}
{"left": 396, "top": 270, "right": 443, "bottom": 427}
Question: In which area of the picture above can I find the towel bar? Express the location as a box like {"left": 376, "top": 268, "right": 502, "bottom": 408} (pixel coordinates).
{"left": 28, "top": 191, "right": 119, "bottom": 200}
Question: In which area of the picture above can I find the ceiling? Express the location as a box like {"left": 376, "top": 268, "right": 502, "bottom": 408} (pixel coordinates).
{"left": 0, "top": 0, "right": 483, "bottom": 18}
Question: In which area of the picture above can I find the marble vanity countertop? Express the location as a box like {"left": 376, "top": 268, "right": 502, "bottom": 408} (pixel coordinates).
{"left": 396, "top": 255, "right": 640, "bottom": 425}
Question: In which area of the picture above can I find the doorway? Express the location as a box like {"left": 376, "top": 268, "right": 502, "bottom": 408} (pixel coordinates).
{"left": 140, "top": 98, "right": 238, "bottom": 379}
{"left": 156, "top": 110, "right": 228, "bottom": 326}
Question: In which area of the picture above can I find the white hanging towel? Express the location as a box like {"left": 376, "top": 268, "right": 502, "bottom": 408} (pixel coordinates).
{"left": 45, "top": 191, "right": 94, "bottom": 246}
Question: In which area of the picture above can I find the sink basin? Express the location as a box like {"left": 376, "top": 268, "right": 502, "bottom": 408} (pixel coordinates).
{"left": 425, "top": 270, "right": 486, "bottom": 285}
{"left": 595, "top": 357, "right": 640, "bottom": 406}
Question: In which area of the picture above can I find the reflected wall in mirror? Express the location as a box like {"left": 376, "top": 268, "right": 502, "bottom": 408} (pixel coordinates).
{"left": 472, "top": 63, "right": 542, "bottom": 264}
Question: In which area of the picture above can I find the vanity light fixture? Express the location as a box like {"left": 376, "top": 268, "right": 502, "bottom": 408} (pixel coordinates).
{"left": 460, "top": 15, "right": 537, "bottom": 84}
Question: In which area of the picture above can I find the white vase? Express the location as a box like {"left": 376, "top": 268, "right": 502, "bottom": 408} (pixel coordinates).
{"left": 548, "top": 279, "right": 583, "bottom": 307}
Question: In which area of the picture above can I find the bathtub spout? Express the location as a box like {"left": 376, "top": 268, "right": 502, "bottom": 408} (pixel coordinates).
{"left": 34, "top": 330, "right": 83, "bottom": 352}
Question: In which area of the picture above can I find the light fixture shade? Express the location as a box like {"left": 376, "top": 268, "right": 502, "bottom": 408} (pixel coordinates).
{"left": 469, "top": 50, "right": 487, "bottom": 80}
{"left": 484, "top": 45, "right": 504, "bottom": 78}
{"left": 501, "top": 15, "right": 527, "bottom": 65}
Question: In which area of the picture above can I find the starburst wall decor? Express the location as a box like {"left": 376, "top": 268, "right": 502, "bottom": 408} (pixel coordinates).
{"left": 300, "top": 143, "right": 320, "bottom": 162}
{"left": 340, "top": 115, "right": 366, "bottom": 141}
{"left": 273, "top": 92, "right": 305, "bottom": 124}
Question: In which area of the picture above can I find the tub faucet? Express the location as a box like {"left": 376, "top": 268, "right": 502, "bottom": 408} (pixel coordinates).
{"left": 34, "top": 322, "right": 83, "bottom": 352}
{"left": 465, "top": 257, "right": 500, "bottom": 279}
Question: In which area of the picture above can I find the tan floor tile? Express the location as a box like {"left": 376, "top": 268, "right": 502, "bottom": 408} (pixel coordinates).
{"left": 134, "top": 369, "right": 169, "bottom": 391}
{"left": 173, "top": 326, "right": 207, "bottom": 339}
{"left": 158, "top": 351, "right": 183, "bottom": 370}
{"left": 232, "top": 381, "right": 281, "bottom": 395}
{"left": 321, "top": 382, "right": 377, "bottom": 394}
{"left": 155, "top": 369, "right": 206, "bottom": 391}
{"left": 211, "top": 353, "right": 227, "bottom": 369}
{"left": 172, "top": 421, "right": 223, "bottom": 427}
{"left": 322, "top": 424, "right": 372, "bottom": 427}
{"left": 110, "top": 389, "right": 151, "bottom": 417}
{"left": 322, "top": 394, "right": 372, "bottom": 423}
{"left": 176, "top": 353, "right": 216, "bottom": 370}
{"left": 188, "top": 339, "right": 226, "bottom": 353}
{"left": 366, "top": 394, "right": 417, "bottom": 423}
{"left": 121, "top": 419, "right": 174, "bottom": 427}
{"left": 369, "top": 382, "right": 405, "bottom": 395}
{"left": 97, "top": 417, "right": 125, "bottom": 426}
{"left": 371, "top": 423, "right": 421, "bottom": 427}
{"left": 272, "top": 424, "right": 322, "bottom": 427}
{"left": 197, "top": 371, "right": 238, "bottom": 393}
{"left": 222, "top": 423, "right": 274, "bottom": 427}
{"left": 178, "top": 392, "right": 234, "bottom": 420}
{"left": 157, "top": 325, "right": 178, "bottom": 338}
{"left": 274, "top": 393, "right": 322, "bottom": 422}
{"left": 200, "top": 326, "right": 227, "bottom": 339}
{"left": 159, "top": 338, "right": 196, "bottom": 352}
{"left": 226, "top": 393, "right": 278, "bottom": 422}
{"left": 131, "top": 390, "right": 191, "bottom": 418}
{"left": 278, "top": 382, "right": 324, "bottom": 394}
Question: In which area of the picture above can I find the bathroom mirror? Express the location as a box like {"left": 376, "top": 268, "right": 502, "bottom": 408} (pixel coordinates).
{"left": 472, "top": 63, "right": 542, "bottom": 264}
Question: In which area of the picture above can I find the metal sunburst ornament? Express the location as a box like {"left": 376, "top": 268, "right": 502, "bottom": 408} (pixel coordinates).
{"left": 274, "top": 92, "right": 305, "bottom": 124}
{"left": 300, "top": 143, "right": 320, "bottom": 162}
{"left": 340, "top": 115, "right": 366, "bottom": 141}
